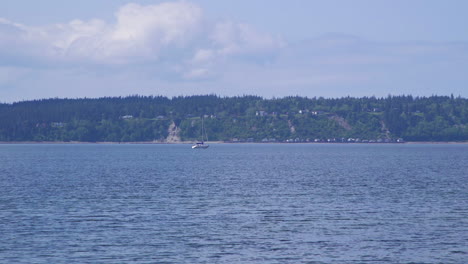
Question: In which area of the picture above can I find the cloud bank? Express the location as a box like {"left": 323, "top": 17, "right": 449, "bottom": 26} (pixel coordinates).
{"left": 0, "top": 1, "right": 467, "bottom": 102}
{"left": 0, "top": 2, "right": 283, "bottom": 76}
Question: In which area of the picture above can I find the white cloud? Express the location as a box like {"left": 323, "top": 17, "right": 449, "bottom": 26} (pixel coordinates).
{"left": 190, "top": 49, "right": 215, "bottom": 64}
{"left": 0, "top": 2, "right": 285, "bottom": 65}
{"left": 2, "top": 3, "right": 466, "bottom": 101}
{"left": 0, "top": 1, "right": 285, "bottom": 80}
{"left": 211, "top": 21, "right": 285, "bottom": 56}
{"left": 64, "top": 2, "right": 203, "bottom": 63}
{"left": 1, "top": 2, "right": 205, "bottom": 64}
{"left": 0, "top": 2, "right": 287, "bottom": 101}
{"left": 0, "top": 19, "right": 44, "bottom": 59}
{"left": 182, "top": 21, "right": 285, "bottom": 80}
{"left": 112, "top": 2, "right": 201, "bottom": 44}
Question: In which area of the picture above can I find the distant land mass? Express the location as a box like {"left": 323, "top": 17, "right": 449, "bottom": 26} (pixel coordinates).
{"left": 0, "top": 95, "right": 467, "bottom": 143}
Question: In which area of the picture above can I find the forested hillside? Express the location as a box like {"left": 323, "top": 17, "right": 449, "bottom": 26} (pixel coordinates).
{"left": 1, "top": 95, "right": 467, "bottom": 142}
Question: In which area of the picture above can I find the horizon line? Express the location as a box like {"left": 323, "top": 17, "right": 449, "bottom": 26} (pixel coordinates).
{"left": 2, "top": 93, "right": 465, "bottom": 105}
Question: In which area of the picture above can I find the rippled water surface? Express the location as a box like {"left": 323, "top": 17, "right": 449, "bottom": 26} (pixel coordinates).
{"left": 0, "top": 143, "right": 467, "bottom": 263}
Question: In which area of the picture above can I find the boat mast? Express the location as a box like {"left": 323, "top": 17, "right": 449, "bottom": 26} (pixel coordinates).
{"left": 201, "top": 116, "right": 208, "bottom": 143}
{"left": 201, "top": 117, "right": 204, "bottom": 144}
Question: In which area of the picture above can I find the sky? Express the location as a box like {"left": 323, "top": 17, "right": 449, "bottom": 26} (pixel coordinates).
{"left": 1, "top": 0, "right": 467, "bottom": 102}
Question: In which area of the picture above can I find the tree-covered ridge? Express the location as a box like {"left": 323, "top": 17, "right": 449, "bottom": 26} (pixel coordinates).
{"left": 0, "top": 95, "right": 467, "bottom": 142}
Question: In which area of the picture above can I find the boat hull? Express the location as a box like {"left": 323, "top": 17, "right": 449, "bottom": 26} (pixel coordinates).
{"left": 192, "top": 144, "right": 209, "bottom": 149}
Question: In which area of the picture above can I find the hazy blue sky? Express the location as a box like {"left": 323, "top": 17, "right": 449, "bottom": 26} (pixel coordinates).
{"left": 1, "top": 0, "right": 467, "bottom": 102}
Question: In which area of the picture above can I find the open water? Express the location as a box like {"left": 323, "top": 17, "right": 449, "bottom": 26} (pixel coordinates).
{"left": 0, "top": 143, "right": 467, "bottom": 264}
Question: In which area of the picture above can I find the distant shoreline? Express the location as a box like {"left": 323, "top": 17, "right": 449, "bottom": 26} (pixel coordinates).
{"left": 1, "top": 141, "right": 467, "bottom": 145}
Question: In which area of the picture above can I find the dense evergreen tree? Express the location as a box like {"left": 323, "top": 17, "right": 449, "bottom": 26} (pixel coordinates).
{"left": 0, "top": 95, "right": 467, "bottom": 142}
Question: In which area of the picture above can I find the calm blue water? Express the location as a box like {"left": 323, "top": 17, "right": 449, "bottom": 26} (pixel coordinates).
{"left": 0, "top": 143, "right": 467, "bottom": 264}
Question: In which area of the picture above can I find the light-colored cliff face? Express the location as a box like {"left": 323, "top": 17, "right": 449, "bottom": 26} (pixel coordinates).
{"left": 380, "top": 120, "right": 391, "bottom": 139}
{"left": 166, "top": 121, "right": 181, "bottom": 143}
{"left": 288, "top": 120, "right": 296, "bottom": 134}
{"left": 329, "top": 115, "right": 352, "bottom": 131}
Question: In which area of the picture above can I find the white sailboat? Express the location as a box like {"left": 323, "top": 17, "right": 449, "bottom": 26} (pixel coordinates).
{"left": 192, "top": 117, "right": 209, "bottom": 149}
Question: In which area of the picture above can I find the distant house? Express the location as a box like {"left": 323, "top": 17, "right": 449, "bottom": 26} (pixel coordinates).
{"left": 256, "top": 111, "right": 268, "bottom": 117}
{"left": 51, "top": 122, "right": 65, "bottom": 128}
{"left": 121, "top": 115, "right": 133, "bottom": 119}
